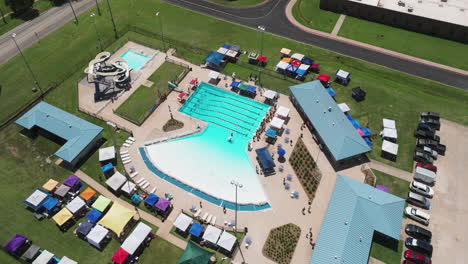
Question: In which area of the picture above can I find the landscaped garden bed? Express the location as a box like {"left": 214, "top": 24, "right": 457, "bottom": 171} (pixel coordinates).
{"left": 262, "top": 223, "right": 301, "bottom": 264}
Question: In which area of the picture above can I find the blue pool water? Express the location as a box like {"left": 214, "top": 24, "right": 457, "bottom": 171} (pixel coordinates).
{"left": 120, "top": 50, "right": 150, "bottom": 70}
{"left": 143, "top": 83, "right": 271, "bottom": 210}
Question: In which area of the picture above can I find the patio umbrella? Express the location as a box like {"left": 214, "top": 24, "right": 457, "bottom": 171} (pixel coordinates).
{"left": 287, "top": 174, "right": 293, "bottom": 180}
{"left": 284, "top": 183, "right": 290, "bottom": 189}
{"left": 246, "top": 237, "right": 252, "bottom": 244}
{"left": 277, "top": 148, "right": 286, "bottom": 156}
{"left": 293, "top": 191, "right": 299, "bottom": 198}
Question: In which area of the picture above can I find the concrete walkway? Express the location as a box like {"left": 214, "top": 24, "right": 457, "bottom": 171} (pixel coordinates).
{"left": 331, "top": 14, "right": 346, "bottom": 36}
{"left": 369, "top": 159, "right": 413, "bottom": 182}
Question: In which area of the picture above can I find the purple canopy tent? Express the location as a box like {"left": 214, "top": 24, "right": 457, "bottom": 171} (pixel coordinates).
{"left": 376, "top": 185, "right": 389, "bottom": 193}
{"left": 155, "top": 198, "right": 170, "bottom": 211}
{"left": 64, "top": 175, "right": 79, "bottom": 187}
{"left": 4, "top": 234, "right": 27, "bottom": 254}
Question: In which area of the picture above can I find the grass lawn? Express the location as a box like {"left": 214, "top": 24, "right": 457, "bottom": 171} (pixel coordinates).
{"left": 0, "top": 0, "right": 55, "bottom": 35}
{"left": 370, "top": 239, "right": 404, "bottom": 264}
{"left": 373, "top": 169, "right": 410, "bottom": 199}
{"left": 292, "top": 0, "right": 341, "bottom": 33}
{"left": 338, "top": 16, "right": 468, "bottom": 71}
{"left": 115, "top": 61, "right": 187, "bottom": 124}
{"left": 207, "top": 0, "right": 265, "bottom": 7}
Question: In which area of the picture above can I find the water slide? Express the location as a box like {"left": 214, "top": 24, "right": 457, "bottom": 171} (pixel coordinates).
{"left": 84, "top": 52, "right": 131, "bottom": 84}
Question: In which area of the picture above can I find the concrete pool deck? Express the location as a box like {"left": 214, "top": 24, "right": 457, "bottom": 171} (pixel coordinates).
{"left": 78, "top": 43, "right": 368, "bottom": 264}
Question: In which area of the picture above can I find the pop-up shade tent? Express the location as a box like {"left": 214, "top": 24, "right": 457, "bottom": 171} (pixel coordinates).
{"left": 99, "top": 146, "right": 115, "bottom": 162}
{"left": 226, "top": 49, "right": 238, "bottom": 58}
{"left": 276, "top": 106, "right": 290, "bottom": 119}
{"left": 383, "top": 128, "right": 398, "bottom": 139}
{"left": 64, "top": 175, "right": 79, "bottom": 187}
{"left": 270, "top": 117, "right": 285, "bottom": 130}
{"left": 275, "top": 61, "right": 289, "bottom": 72}
{"left": 265, "top": 128, "right": 277, "bottom": 138}
{"left": 202, "top": 225, "right": 222, "bottom": 244}
{"left": 121, "top": 181, "right": 136, "bottom": 196}
{"left": 217, "top": 231, "right": 237, "bottom": 251}
{"left": 4, "top": 234, "right": 27, "bottom": 254}
{"left": 144, "top": 193, "right": 159, "bottom": 207}
{"left": 302, "top": 57, "right": 314, "bottom": 65}
{"left": 382, "top": 140, "right": 398, "bottom": 156}
{"left": 42, "top": 179, "right": 59, "bottom": 192}
{"left": 86, "top": 209, "right": 102, "bottom": 223}
{"left": 335, "top": 69, "right": 351, "bottom": 80}
{"left": 24, "top": 189, "right": 49, "bottom": 211}
{"left": 203, "top": 51, "right": 225, "bottom": 68}
{"left": 173, "top": 213, "right": 193, "bottom": 232}
{"left": 255, "top": 148, "right": 275, "bottom": 170}
{"left": 86, "top": 224, "right": 109, "bottom": 249}
{"left": 383, "top": 118, "right": 396, "bottom": 129}
{"left": 177, "top": 241, "right": 213, "bottom": 264}
{"left": 189, "top": 223, "right": 204, "bottom": 238}
{"left": 155, "top": 198, "right": 171, "bottom": 212}
{"left": 57, "top": 256, "right": 77, "bottom": 264}
{"left": 52, "top": 208, "right": 73, "bottom": 226}
{"left": 263, "top": 90, "right": 277, "bottom": 100}
{"left": 208, "top": 71, "right": 220, "bottom": 80}
{"left": 92, "top": 195, "right": 112, "bottom": 212}
{"left": 112, "top": 248, "right": 129, "bottom": 264}
{"left": 98, "top": 202, "right": 136, "bottom": 236}
{"left": 101, "top": 163, "right": 114, "bottom": 173}
{"left": 121, "top": 222, "right": 152, "bottom": 255}
{"left": 32, "top": 250, "right": 54, "bottom": 264}
{"left": 280, "top": 48, "right": 291, "bottom": 56}
{"left": 216, "top": 47, "right": 228, "bottom": 55}
{"left": 41, "top": 197, "right": 58, "bottom": 211}
{"left": 317, "top": 73, "right": 331, "bottom": 82}
{"left": 54, "top": 184, "right": 71, "bottom": 199}
{"left": 77, "top": 221, "right": 94, "bottom": 237}
{"left": 291, "top": 53, "right": 305, "bottom": 61}
{"left": 66, "top": 196, "right": 86, "bottom": 215}
{"left": 21, "top": 245, "right": 40, "bottom": 261}
{"left": 337, "top": 103, "right": 351, "bottom": 113}
{"left": 106, "top": 171, "right": 126, "bottom": 192}
{"left": 80, "top": 187, "right": 96, "bottom": 201}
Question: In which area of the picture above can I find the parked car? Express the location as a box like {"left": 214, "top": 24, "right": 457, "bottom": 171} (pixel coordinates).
{"left": 414, "top": 167, "right": 437, "bottom": 185}
{"left": 417, "top": 123, "right": 436, "bottom": 133}
{"left": 405, "top": 224, "right": 432, "bottom": 242}
{"left": 416, "top": 162, "right": 437, "bottom": 173}
{"left": 404, "top": 249, "right": 432, "bottom": 264}
{"left": 416, "top": 139, "right": 446, "bottom": 156}
{"left": 420, "top": 117, "right": 441, "bottom": 130}
{"left": 405, "top": 206, "right": 430, "bottom": 225}
{"left": 405, "top": 237, "right": 433, "bottom": 257}
{"left": 414, "top": 151, "right": 434, "bottom": 164}
{"left": 410, "top": 181, "right": 434, "bottom": 198}
{"left": 415, "top": 146, "right": 438, "bottom": 160}
{"left": 420, "top": 112, "right": 440, "bottom": 120}
{"left": 407, "top": 192, "right": 431, "bottom": 209}
{"left": 414, "top": 129, "right": 440, "bottom": 142}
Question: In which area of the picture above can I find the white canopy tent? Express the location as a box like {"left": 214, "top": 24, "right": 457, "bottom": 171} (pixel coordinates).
{"left": 86, "top": 224, "right": 109, "bottom": 249}
{"left": 225, "top": 50, "right": 238, "bottom": 58}
{"left": 382, "top": 118, "right": 396, "bottom": 129}
{"left": 202, "top": 225, "right": 222, "bottom": 244}
{"left": 217, "top": 230, "right": 237, "bottom": 251}
{"left": 120, "top": 181, "right": 136, "bottom": 195}
{"left": 173, "top": 213, "right": 193, "bottom": 232}
{"left": 275, "top": 61, "right": 289, "bottom": 71}
{"left": 263, "top": 90, "right": 277, "bottom": 100}
{"left": 25, "top": 189, "right": 48, "bottom": 208}
{"left": 121, "top": 222, "right": 152, "bottom": 255}
{"left": 270, "top": 117, "right": 285, "bottom": 130}
{"left": 382, "top": 140, "right": 398, "bottom": 155}
{"left": 99, "top": 146, "right": 115, "bottom": 162}
{"left": 276, "top": 106, "right": 290, "bottom": 119}
{"left": 57, "top": 256, "right": 78, "bottom": 264}
{"left": 66, "top": 196, "right": 86, "bottom": 214}
{"left": 105, "top": 171, "right": 126, "bottom": 192}
{"left": 299, "top": 64, "right": 310, "bottom": 70}
{"left": 337, "top": 103, "right": 351, "bottom": 113}
{"left": 32, "top": 250, "right": 54, "bottom": 264}
{"left": 383, "top": 128, "right": 398, "bottom": 139}
{"left": 291, "top": 53, "right": 305, "bottom": 61}
{"left": 216, "top": 47, "right": 228, "bottom": 55}
{"left": 208, "top": 71, "right": 220, "bottom": 80}
{"left": 336, "top": 69, "right": 350, "bottom": 79}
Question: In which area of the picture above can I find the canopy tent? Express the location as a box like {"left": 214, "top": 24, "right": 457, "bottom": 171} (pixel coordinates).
{"left": 361, "top": 128, "right": 373, "bottom": 137}
{"left": 4, "top": 234, "right": 27, "bottom": 254}
{"left": 382, "top": 118, "right": 396, "bottom": 129}
{"left": 86, "top": 224, "right": 109, "bottom": 248}
{"left": 32, "top": 250, "right": 54, "bottom": 264}
{"left": 54, "top": 184, "right": 71, "bottom": 198}
{"left": 230, "top": 81, "right": 241, "bottom": 88}
{"left": 77, "top": 221, "right": 94, "bottom": 237}
{"left": 337, "top": 103, "right": 351, "bottom": 113}
{"left": 41, "top": 197, "right": 58, "bottom": 211}
{"left": 99, "top": 146, "right": 115, "bottom": 162}
{"left": 189, "top": 223, "right": 204, "bottom": 237}
{"left": 280, "top": 48, "right": 291, "bottom": 56}
{"left": 21, "top": 245, "right": 40, "bottom": 261}
{"left": 98, "top": 203, "right": 136, "bottom": 236}
{"left": 105, "top": 171, "right": 127, "bottom": 192}
{"left": 265, "top": 128, "right": 277, "bottom": 138}
{"left": 86, "top": 209, "right": 102, "bottom": 223}
{"left": 64, "top": 175, "right": 79, "bottom": 187}
{"left": 80, "top": 187, "right": 96, "bottom": 201}
{"left": 302, "top": 57, "right": 314, "bottom": 65}
{"left": 275, "top": 61, "right": 289, "bottom": 71}
{"left": 326, "top": 88, "right": 336, "bottom": 97}
{"left": 281, "top": 57, "right": 292, "bottom": 63}
{"left": 57, "top": 256, "right": 77, "bottom": 264}
{"left": 351, "top": 119, "right": 361, "bottom": 129}
{"left": 299, "top": 64, "right": 310, "bottom": 71}
{"left": 66, "top": 196, "right": 86, "bottom": 214}
{"left": 202, "top": 225, "right": 222, "bottom": 244}
{"left": 208, "top": 71, "right": 220, "bottom": 80}
{"left": 203, "top": 51, "right": 225, "bottom": 68}
{"left": 257, "top": 56, "right": 267, "bottom": 62}
{"left": 217, "top": 231, "right": 237, "bottom": 251}
{"left": 255, "top": 148, "right": 275, "bottom": 169}
{"left": 317, "top": 73, "right": 331, "bottom": 82}
{"left": 270, "top": 117, "right": 285, "bottom": 129}
{"left": 221, "top": 44, "right": 231, "bottom": 49}
{"left": 52, "top": 208, "right": 73, "bottom": 226}
{"left": 24, "top": 189, "right": 50, "bottom": 211}
{"left": 177, "top": 241, "right": 213, "bottom": 264}
{"left": 290, "top": 60, "right": 301, "bottom": 67}
{"left": 276, "top": 106, "right": 290, "bottom": 119}
{"left": 131, "top": 193, "right": 142, "bottom": 204}
{"left": 144, "top": 193, "right": 159, "bottom": 206}
{"left": 382, "top": 140, "right": 399, "bottom": 155}
{"left": 286, "top": 64, "right": 298, "bottom": 73}
{"left": 291, "top": 53, "right": 305, "bottom": 61}
{"left": 112, "top": 248, "right": 129, "bottom": 264}
{"left": 92, "top": 195, "right": 112, "bottom": 212}
{"left": 225, "top": 49, "right": 238, "bottom": 58}
{"left": 216, "top": 47, "right": 228, "bottom": 55}
{"left": 248, "top": 52, "right": 258, "bottom": 60}
{"left": 263, "top": 90, "right": 277, "bottom": 100}
{"left": 121, "top": 222, "right": 152, "bottom": 255}
{"left": 173, "top": 213, "right": 193, "bottom": 232}
{"left": 155, "top": 198, "right": 171, "bottom": 211}
{"left": 101, "top": 163, "right": 114, "bottom": 173}
{"left": 383, "top": 128, "right": 398, "bottom": 139}
{"left": 296, "top": 69, "right": 307, "bottom": 76}
{"left": 335, "top": 69, "right": 351, "bottom": 80}
{"left": 230, "top": 45, "right": 241, "bottom": 52}
{"left": 120, "top": 181, "right": 136, "bottom": 196}
{"left": 42, "top": 179, "right": 59, "bottom": 192}
{"left": 178, "top": 92, "right": 186, "bottom": 99}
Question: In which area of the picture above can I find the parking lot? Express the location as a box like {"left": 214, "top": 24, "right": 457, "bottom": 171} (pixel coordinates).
{"left": 402, "top": 119, "right": 468, "bottom": 263}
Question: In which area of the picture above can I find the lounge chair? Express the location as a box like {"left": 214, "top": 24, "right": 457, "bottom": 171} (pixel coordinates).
{"left": 139, "top": 180, "right": 148, "bottom": 187}
{"left": 123, "top": 160, "right": 131, "bottom": 164}
{"left": 194, "top": 209, "right": 202, "bottom": 218}
{"left": 202, "top": 213, "right": 209, "bottom": 222}
{"left": 150, "top": 187, "right": 156, "bottom": 193}
{"left": 211, "top": 216, "right": 217, "bottom": 225}
{"left": 123, "top": 143, "right": 131, "bottom": 147}
{"left": 142, "top": 182, "right": 150, "bottom": 189}
{"left": 206, "top": 214, "right": 212, "bottom": 223}
{"left": 136, "top": 178, "right": 145, "bottom": 184}
{"left": 128, "top": 137, "right": 136, "bottom": 142}
{"left": 122, "top": 157, "right": 131, "bottom": 162}
{"left": 130, "top": 172, "right": 139, "bottom": 178}
{"left": 120, "top": 151, "right": 129, "bottom": 155}
{"left": 125, "top": 139, "right": 133, "bottom": 144}
{"left": 121, "top": 153, "right": 130, "bottom": 158}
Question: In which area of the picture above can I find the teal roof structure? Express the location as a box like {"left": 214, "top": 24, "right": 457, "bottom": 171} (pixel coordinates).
{"left": 289, "top": 81, "right": 370, "bottom": 161}
{"left": 310, "top": 174, "right": 405, "bottom": 264}
{"left": 15, "top": 102, "right": 103, "bottom": 163}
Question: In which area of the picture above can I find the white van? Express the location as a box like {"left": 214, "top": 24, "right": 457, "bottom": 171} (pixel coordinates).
{"left": 414, "top": 166, "right": 436, "bottom": 185}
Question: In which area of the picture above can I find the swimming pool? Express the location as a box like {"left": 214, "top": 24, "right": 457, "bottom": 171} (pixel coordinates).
{"left": 142, "top": 83, "right": 271, "bottom": 210}
{"left": 120, "top": 50, "right": 150, "bottom": 70}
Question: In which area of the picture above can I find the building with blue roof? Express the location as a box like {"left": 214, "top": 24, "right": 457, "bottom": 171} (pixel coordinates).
{"left": 15, "top": 102, "right": 103, "bottom": 166}
{"left": 289, "top": 81, "right": 370, "bottom": 168}
{"left": 310, "top": 174, "right": 405, "bottom": 264}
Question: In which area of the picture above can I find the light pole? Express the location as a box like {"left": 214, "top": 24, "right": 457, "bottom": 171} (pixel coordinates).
{"left": 11, "top": 33, "right": 43, "bottom": 97}
{"left": 257, "top": 25, "right": 266, "bottom": 87}
{"left": 90, "top": 13, "right": 103, "bottom": 51}
{"left": 231, "top": 180, "right": 246, "bottom": 264}
{"left": 106, "top": 0, "right": 118, "bottom": 39}
{"left": 155, "top": 12, "right": 165, "bottom": 52}
{"left": 68, "top": 0, "right": 78, "bottom": 24}
{"left": 94, "top": 0, "right": 101, "bottom": 16}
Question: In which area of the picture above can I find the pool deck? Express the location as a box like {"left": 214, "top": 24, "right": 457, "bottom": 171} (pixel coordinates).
{"left": 78, "top": 42, "right": 368, "bottom": 264}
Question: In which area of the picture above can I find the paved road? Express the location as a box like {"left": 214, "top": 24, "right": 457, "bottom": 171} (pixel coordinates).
{"left": 162, "top": 0, "right": 468, "bottom": 90}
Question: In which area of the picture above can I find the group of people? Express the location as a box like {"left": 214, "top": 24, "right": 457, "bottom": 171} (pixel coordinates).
{"left": 253, "top": 106, "right": 278, "bottom": 142}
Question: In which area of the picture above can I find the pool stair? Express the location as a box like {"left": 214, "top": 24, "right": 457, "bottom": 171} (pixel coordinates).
{"left": 143, "top": 127, "right": 203, "bottom": 146}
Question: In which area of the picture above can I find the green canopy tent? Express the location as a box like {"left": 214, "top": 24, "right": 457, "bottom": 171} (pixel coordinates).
{"left": 177, "top": 241, "right": 214, "bottom": 264}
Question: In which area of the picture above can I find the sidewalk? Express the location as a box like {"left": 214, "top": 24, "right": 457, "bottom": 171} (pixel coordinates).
{"left": 369, "top": 159, "right": 413, "bottom": 182}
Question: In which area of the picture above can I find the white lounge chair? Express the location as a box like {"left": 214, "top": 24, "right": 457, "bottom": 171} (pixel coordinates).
{"left": 123, "top": 160, "right": 131, "bottom": 164}
{"left": 128, "top": 137, "right": 136, "bottom": 142}
{"left": 120, "top": 151, "right": 129, "bottom": 155}
{"left": 202, "top": 212, "right": 209, "bottom": 222}
{"left": 121, "top": 153, "right": 130, "bottom": 158}
{"left": 136, "top": 178, "right": 145, "bottom": 184}
{"left": 194, "top": 209, "right": 202, "bottom": 218}
{"left": 130, "top": 172, "right": 139, "bottom": 178}
{"left": 150, "top": 187, "right": 156, "bottom": 193}
{"left": 123, "top": 143, "right": 131, "bottom": 147}
{"left": 139, "top": 180, "right": 148, "bottom": 187}
{"left": 211, "top": 216, "right": 217, "bottom": 225}
{"left": 141, "top": 182, "right": 150, "bottom": 189}
{"left": 206, "top": 214, "right": 212, "bottom": 223}
{"left": 122, "top": 157, "right": 131, "bottom": 162}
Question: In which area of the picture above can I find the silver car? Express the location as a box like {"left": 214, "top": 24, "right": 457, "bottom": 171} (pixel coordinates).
{"left": 409, "top": 181, "right": 434, "bottom": 198}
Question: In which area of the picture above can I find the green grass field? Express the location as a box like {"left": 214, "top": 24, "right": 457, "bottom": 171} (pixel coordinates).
{"left": 115, "top": 61, "right": 186, "bottom": 124}
{"left": 373, "top": 169, "right": 410, "bottom": 199}
{"left": 291, "top": 0, "right": 340, "bottom": 33}
{"left": 370, "top": 239, "right": 403, "bottom": 264}
{"left": 207, "top": 0, "right": 265, "bottom": 7}
{"left": 0, "top": 0, "right": 55, "bottom": 35}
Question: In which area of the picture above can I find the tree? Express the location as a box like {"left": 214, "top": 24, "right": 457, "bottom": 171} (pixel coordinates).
{"left": 5, "top": 0, "right": 34, "bottom": 15}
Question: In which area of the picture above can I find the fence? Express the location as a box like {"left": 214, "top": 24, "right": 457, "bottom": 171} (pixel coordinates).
{"left": 79, "top": 106, "right": 133, "bottom": 134}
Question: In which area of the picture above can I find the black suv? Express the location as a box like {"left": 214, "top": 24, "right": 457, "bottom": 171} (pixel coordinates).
{"left": 414, "top": 130, "right": 440, "bottom": 142}
{"left": 420, "top": 117, "right": 441, "bottom": 130}
{"left": 405, "top": 224, "right": 432, "bottom": 242}
{"left": 405, "top": 237, "right": 433, "bottom": 257}
{"left": 416, "top": 139, "right": 446, "bottom": 156}
{"left": 417, "top": 123, "right": 436, "bottom": 133}
{"left": 420, "top": 112, "right": 440, "bottom": 120}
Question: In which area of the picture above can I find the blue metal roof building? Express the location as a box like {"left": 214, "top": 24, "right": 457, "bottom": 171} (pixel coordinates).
{"left": 289, "top": 81, "right": 370, "bottom": 165}
{"left": 15, "top": 102, "right": 103, "bottom": 165}
{"left": 310, "top": 174, "right": 405, "bottom": 264}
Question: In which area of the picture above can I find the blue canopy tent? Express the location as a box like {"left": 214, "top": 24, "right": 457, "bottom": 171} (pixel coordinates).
{"left": 101, "top": 163, "right": 114, "bottom": 173}
{"left": 364, "top": 137, "right": 373, "bottom": 146}
{"left": 41, "top": 197, "right": 59, "bottom": 212}
{"left": 361, "top": 128, "right": 373, "bottom": 137}
{"left": 86, "top": 209, "right": 102, "bottom": 223}
{"left": 230, "top": 81, "right": 241, "bottom": 88}
{"left": 286, "top": 64, "right": 298, "bottom": 77}
{"left": 131, "top": 193, "right": 142, "bottom": 204}
{"left": 296, "top": 69, "right": 307, "bottom": 76}
{"left": 345, "top": 113, "right": 353, "bottom": 121}
{"left": 302, "top": 57, "right": 314, "bottom": 65}
{"left": 265, "top": 128, "right": 276, "bottom": 138}
{"left": 255, "top": 148, "right": 276, "bottom": 176}
{"left": 203, "top": 51, "right": 226, "bottom": 71}
{"left": 326, "top": 88, "right": 336, "bottom": 97}
{"left": 351, "top": 119, "right": 361, "bottom": 129}
{"left": 189, "top": 223, "right": 204, "bottom": 238}
{"left": 144, "top": 193, "right": 159, "bottom": 207}
{"left": 222, "top": 44, "right": 231, "bottom": 49}
{"left": 277, "top": 148, "right": 286, "bottom": 157}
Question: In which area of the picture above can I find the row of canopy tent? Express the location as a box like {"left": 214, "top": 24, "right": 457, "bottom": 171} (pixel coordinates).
{"left": 255, "top": 147, "right": 276, "bottom": 176}
{"left": 105, "top": 171, "right": 136, "bottom": 196}
{"left": 381, "top": 118, "right": 399, "bottom": 160}
{"left": 112, "top": 222, "right": 153, "bottom": 264}
{"left": 173, "top": 213, "right": 238, "bottom": 252}
{"left": 144, "top": 193, "right": 172, "bottom": 212}
{"left": 203, "top": 44, "right": 240, "bottom": 70}
{"left": 343, "top": 112, "right": 374, "bottom": 146}
{"left": 230, "top": 81, "right": 257, "bottom": 98}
